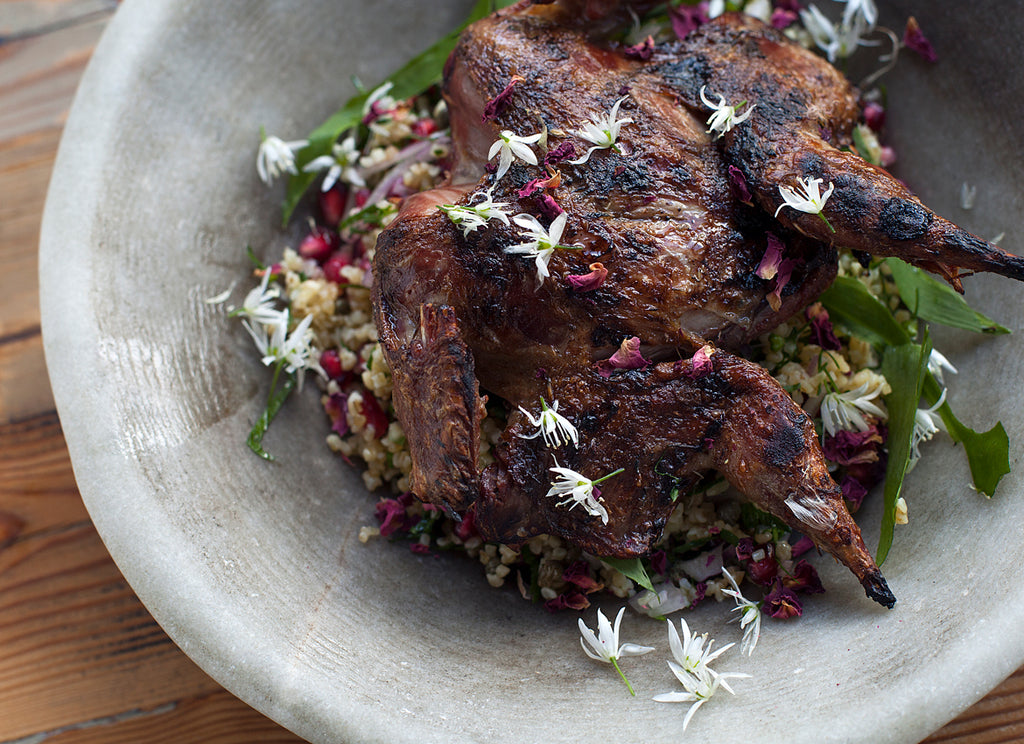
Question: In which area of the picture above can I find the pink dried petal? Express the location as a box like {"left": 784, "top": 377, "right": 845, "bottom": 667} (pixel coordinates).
{"left": 623, "top": 35, "right": 654, "bottom": 60}
{"left": 791, "top": 535, "right": 815, "bottom": 558}
{"left": 359, "top": 392, "right": 390, "bottom": 439}
{"left": 375, "top": 498, "right": 409, "bottom": 537}
{"left": 784, "top": 560, "right": 826, "bottom": 595}
{"left": 324, "top": 392, "right": 350, "bottom": 437}
{"left": 756, "top": 233, "right": 785, "bottom": 281}
{"left": 566, "top": 262, "right": 608, "bottom": 291}
{"left": 454, "top": 506, "right": 478, "bottom": 541}
{"left": 822, "top": 426, "right": 885, "bottom": 466}
{"left": 544, "top": 141, "right": 576, "bottom": 166}
{"left": 903, "top": 17, "right": 937, "bottom": 63}
{"left": 410, "top": 543, "right": 433, "bottom": 555}
{"left": 517, "top": 171, "right": 561, "bottom": 198}
{"left": 806, "top": 303, "right": 841, "bottom": 351}
{"left": 770, "top": 8, "right": 798, "bottom": 29}
{"left": 728, "top": 165, "right": 752, "bottom": 204}
{"left": 650, "top": 550, "right": 668, "bottom": 576}
{"left": 563, "top": 560, "right": 604, "bottom": 594}
{"left": 763, "top": 582, "right": 803, "bottom": 619}
{"left": 685, "top": 344, "right": 715, "bottom": 379}
{"left": 537, "top": 193, "right": 564, "bottom": 220}
{"left": 595, "top": 336, "right": 651, "bottom": 377}
{"left": 543, "top": 591, "right": 590, "bottom": 613}
{"left": 840, "top": 474, "right": 869, "bottom": 511}
{"left": 482, "top": 75, "right": 524, "bottom": 123}
{"left": 669, "top": 2, "right": 709, "bottom": 39}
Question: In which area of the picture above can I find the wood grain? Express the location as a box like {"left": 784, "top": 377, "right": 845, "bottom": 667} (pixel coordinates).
{"left": 0, "top": 2, "right": 1022, "bottom": 742}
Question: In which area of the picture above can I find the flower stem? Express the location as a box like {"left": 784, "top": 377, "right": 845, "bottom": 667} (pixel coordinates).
{"left": 819, "top": 212, "right": 836, "bottom": 233}
{"left": 611, "top": 657, "right": 636, "bottom": 696}
{"left": 593, "top": 467, "right": 625, "bottom": 485}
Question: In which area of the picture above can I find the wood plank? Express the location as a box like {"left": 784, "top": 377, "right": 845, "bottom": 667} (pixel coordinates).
{"left": 30, "top": 690, "right": 306, "bottom": 744}
{"left": 924, "top": 669, "right": 1024, "bottom": 743}
{"left": 0, "top": 521, "right": 224, "bottom": 741}
{"left": 0, "top": 1, "right": 117, "bottom": 39}
{"left": 0, "top": 127, "right": 61, "bottom": 340}
{"left": 0, "top": 13, "right": 112, "bottom": 140}
{"left": 0, "top": 332, "right": 53, "bottom": 426}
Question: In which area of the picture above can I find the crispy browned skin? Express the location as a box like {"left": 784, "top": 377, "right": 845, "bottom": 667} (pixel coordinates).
{"left": 373, "top": 3, "right": 1023, "bottom": 607}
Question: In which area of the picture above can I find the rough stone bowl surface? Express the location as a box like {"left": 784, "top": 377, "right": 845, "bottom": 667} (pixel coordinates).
{"left": 39, "top": 1, "right": 1024, "bottom": 742}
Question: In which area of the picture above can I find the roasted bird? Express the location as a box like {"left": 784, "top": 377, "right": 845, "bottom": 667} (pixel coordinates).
{"left": 372, "top": 0, "right": 1024, "bottom": 608}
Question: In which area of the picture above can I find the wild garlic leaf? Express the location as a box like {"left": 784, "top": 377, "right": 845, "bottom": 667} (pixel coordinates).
{"left": 247, "top": 368, "right": 297, "bottom": 461}
{"left": 282, "top": 0, "right": 519, "bottom": 224}
{"left": 923, "top": 373, "right": 1010, "bottom": 497}
{"left": 884, "top": 258, "right": 1011, "bottom": 335}
{"left": 820, "top": 275, "right": 910, "bottom": 347}
{"left": 601, "top": 556, "right": 655, "bottom": 593}
{"left": 877, "top": 337, "right": 931, "bottom": 565}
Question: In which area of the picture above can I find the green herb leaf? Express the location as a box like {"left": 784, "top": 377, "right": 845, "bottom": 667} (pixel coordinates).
{"left": 876, "top": 337, "right": 931, "bottom": 564}
{"left": 820, "top": 275, "right": 911, "bottom": 348}
{"left": 884, "top": 258, "right": 1011, "bottom": 335}
{"left": 281, "top": 0, "right": 518, "bottom": 224}
{"left": 923, "top": 373, "right": 1010, "bottom": 496}
{"left": 601, "top": 556, "right": 655, "bottom": 593}
{"left": 247, "top": 366, "right": 297, "bottom": 461}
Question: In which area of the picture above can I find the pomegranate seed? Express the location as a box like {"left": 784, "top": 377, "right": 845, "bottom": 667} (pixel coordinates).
{"left": 411, "top": 118, "right": 438, "bottom": 137}
{"left": 319, "top": 186, "right": 347, "bottom": 226}
{"left": 319, "top": 349, "right": 345, "bottom": 380}
{"left": 298, "top": 227, "right": 339, "bottom": 262}
{"left": 323, "top": 252, "right": 351, "bottom": 283}
{"left": 863, "top": 101, "right": 886, "bottom": 131}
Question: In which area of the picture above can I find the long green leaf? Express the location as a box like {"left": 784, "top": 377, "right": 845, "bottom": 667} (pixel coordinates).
{"left": 923, "top": 373, "right": 1010, "bottom": 496}
{"left": 877, "top": 338, "right": 931, "bottom": 564}
{"left": 601, "top": 556, "right": 655, "bottom": 593}
{"left": 281, "top": 0, "right": 517, "bottom": 224}
{"left": 884, "top": 258, "right": 1010, "bottom": 335}
{"left": 820, "top": 275, "right": 911, "bottom": 348}
{"left": 247, "top": 368, "right": 298, "bottom": 461}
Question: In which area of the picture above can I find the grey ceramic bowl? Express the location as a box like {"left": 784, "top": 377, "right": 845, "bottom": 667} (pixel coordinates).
{"left": 39, "top": 2, "right": 1024, "bottom": 742}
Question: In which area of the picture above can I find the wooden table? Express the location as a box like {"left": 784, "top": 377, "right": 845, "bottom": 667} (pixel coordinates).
{"left": 1, "top": 3, "right": 1022, "bottom": 742}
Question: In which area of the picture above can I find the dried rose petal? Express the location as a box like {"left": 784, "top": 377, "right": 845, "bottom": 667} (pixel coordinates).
{"left": 822, "top": 425, "right": 885, "bottom": 466}
{"left": 537, "top": 193, "right": 564, "bottom": 220}
{"left": 544, "top": 591, "right": 590, "bottom": 613}
{"left": 728, "top": 165, "right": 752, "bottom": 204}
{"left": 764, "top": 582, "right": 803, "bottom": 619}
{"left": 863, "top": 101, "right": 886, "bottom": 131}
{"left": 563, "top": 560, "right": 604, "bottom": 593}
{"left": 784, "top": 559, "right": 826, "bottom": 595}
{"left": 806, "top": 303, "right": 841, "bottom": 351}
{"left": 544, "top": 141, "right": 576, "bottom": 166}
{"left": 840, "top": 474, "right": 869, "bottom": 511}
{"left": 375, "top": 498, "right": 409, "bottom": 536}
{"left": 623, "top": 35, "right": 654, "bottom": 60}
{"left": 566, "top": 262, "right": 608, "bottom": 291}
{"left": 686, "top": 344, "right": 715, "bottom": 379}
{"left": 771, "top": 8, "right": 798, "bottom": 29}
{"left": 756, "top": 233, "right": 785, "bottom": 281}
{"left": 482, "top": 75, "right": 524, "bottom": 123}
{"left": 454, "top": 506, "right": 478, "bottom": 542}
{"left": 650, "top": 550, "right": 668, "bottom": 576}
{"left": 669, "top": 3, "right": 708, "bottom": 39}
{"left": 790, "top": 535, "right": 816, "bottom": 558}
{"left": 359, "top": 393, "right": 390, "bottom": 439}
{"left": 904, "top": 17, "right": 937, "bottom": 63}
{"left": 324, "top": 392, "right": 350, "bottom": 436}
{"left": 410, "top": 543, "right": 433, "bottom": 555}
{"left": 595, "top": 336, "right": 651, "bottom": 377}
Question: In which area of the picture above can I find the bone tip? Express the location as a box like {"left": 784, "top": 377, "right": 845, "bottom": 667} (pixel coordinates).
{"left": 862, "top": 571, "right": 896, "bottom": 609}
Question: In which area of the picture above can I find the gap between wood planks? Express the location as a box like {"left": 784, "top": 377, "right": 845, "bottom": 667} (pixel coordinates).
{"left": 1, "top": 702, "right": 177, "bottom": 744}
